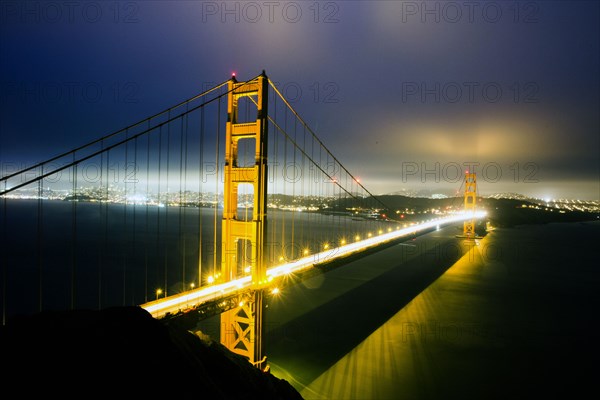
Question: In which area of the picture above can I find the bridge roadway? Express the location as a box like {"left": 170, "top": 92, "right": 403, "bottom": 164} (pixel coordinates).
{"left": 141, "top": 212, "right": 485, "bottom": 320}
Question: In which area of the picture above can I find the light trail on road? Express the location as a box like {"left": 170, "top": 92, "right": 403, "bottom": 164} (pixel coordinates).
{"left": 141, "top": 211, "right": 486, "bottom": 319}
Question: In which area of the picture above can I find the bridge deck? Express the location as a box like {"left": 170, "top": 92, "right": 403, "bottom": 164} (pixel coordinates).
{"left": 141, "top": 212, "right": 485, "bottom": 320}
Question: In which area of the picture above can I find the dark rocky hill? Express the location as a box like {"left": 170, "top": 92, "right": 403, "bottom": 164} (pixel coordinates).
{"left": 0, "top": 306, "right": 303, "bottom": 399}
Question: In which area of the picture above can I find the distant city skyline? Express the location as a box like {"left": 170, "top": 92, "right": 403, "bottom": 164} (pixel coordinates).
{"left": 2, "top": 158, "right": 596, "bottom": 201}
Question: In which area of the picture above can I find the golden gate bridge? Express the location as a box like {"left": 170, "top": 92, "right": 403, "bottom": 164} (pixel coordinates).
{"left": 0, "top": 71, "right": 484, "bottom": 371}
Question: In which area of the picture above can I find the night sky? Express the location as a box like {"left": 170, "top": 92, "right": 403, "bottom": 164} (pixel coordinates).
{"left": 1, "top": 1, "right": 598, "bottom": 200}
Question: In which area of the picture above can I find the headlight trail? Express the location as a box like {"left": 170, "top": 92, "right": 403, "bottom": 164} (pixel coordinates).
{"left": 142, "top": 211, "right": 486, "bottom": 318}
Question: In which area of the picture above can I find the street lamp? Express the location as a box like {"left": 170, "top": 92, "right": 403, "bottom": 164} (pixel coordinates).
{"left": 156, "top": 288, "right": 162, "bottom": 300}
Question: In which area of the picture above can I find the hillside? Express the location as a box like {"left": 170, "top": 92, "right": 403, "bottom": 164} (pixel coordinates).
{"left": 357, "top": 195, "right": 598, "bottom": 227}
{"left": 0, "top": 306, "right": 303, "bottom": 399}
{"left": 480, "top": 198, "right": 598, "bottom": 228}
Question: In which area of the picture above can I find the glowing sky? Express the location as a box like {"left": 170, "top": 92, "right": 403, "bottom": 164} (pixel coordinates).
{"left": 1, "top": 1, "right": 598, "bottom": 200}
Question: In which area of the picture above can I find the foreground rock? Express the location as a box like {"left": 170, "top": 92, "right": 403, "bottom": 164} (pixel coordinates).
{"left": 0, "top": 306, "right": 303, "bottom": 399}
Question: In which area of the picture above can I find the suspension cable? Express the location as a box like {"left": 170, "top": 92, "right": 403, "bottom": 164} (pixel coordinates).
{"left": 267, "top": 79, "right": 394, "bottom": 214}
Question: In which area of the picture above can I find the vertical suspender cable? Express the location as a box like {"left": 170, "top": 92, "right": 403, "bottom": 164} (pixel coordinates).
{"left": 156, "top": 125, "right": 162, "bottom": 298}
{"left": 1, "top": 183, "right": 6, "bottom": 324}
{"left": 71, "top": 157, "right": 77, "bottom": 310}
{"left": 281, "top": 105, "right": 287, "bottom": 261}
{"left": 291, "top": 117, "right": 297, "bottom": 260}
{"left": 184, "top": 112, "right": 190, "bottom": 289}
{"left": 98, "top": 143, "right": 104, "bottom": 308}
{"left": 37, "top": 169, "right": 43, "bottom": 312}
{"left": 123, "top": 131, "right": 128, "bottom": 305}
{"left": 300, "top": 127, "right": 310, "bottom": 252}
{"left": 103, "top": 151, "right": 110, "bottom": 308}
{"left": 213, "top": 96, "right": 221, "bottom": 278}
{"left": 145, "top": 126, "right": 150, "bottom": 302}
{"left": 311, "top": 133, "right": 316, "bottom": 251}
{"left": 199, "top": 104, "right": 205, "bottom": 286}
{"left": 132, "top": 135, "right": 138, "bottom": 304}
{"left": 179, "top": 114, "right": 186, "bottom": 292}
{"left": 272, "top": 94, "right": 278, "bottom": 262}
{"left": 164, "top": 113, "right": 171, "bottom": 296}
{"left": 2, "top": 181, "right": 6, "bottom": 324}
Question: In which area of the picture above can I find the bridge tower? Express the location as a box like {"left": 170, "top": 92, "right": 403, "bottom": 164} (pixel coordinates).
{"left": 463, "top": 171, "right": 477, "bottom": 238}
{"left": 220, "top": 72, "right": 269, "bottom": 370}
